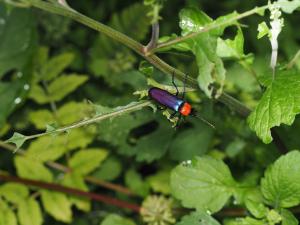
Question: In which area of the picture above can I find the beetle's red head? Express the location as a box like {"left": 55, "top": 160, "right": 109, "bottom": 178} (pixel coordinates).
{"left": 179, "top": 102, "right": 192, "bottom": 116}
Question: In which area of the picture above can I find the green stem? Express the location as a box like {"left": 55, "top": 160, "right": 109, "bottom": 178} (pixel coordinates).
{"left": 26, "top": 0, "right": 248, "bottom": 115}
{"left": 150, "top": 5, "right": 269, "bottom": 53}
{"left": 24, "top": 101, "right": 152, "bottom": 141}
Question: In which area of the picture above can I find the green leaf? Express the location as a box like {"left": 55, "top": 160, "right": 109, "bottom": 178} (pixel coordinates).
{"left": 281, "top": 209, "right": 299, "bottom": 225}
{"left": 0, "top": 81, "right": 30, "bottom": 127}
{"left": 47, "top": 74, "right": 88, "bottom": 102}
{"left": 179, "top": 8, "right": 227, "bottom": 97}
{"left": 267, "top": 210, "right": 282, "bottom": 224}
{"left": 176, "top": 211, "right": 220, "bottom": 225}
{"left": 26, "top": 127, "right": 96, "bottom": 162}
{"left": 257, "top": 22, "right": 269, "bottom": 39}
{"left": 125, "top": 169, "right": 150, "bottom": 197}
{"left": 14, "top": 156, "right": 53, "bottom": 182}
{"left": 0, "top": 199, "right": 17, "bottom": 225}
{"left": 68, "top": 148, "right": 109, "bottom": 175}
{"left": 5, "top": 132, "right": 27, "bottom": 151}
{"left": 170, "top": 156, "right": 237, "bottom": 213}
{"left": 217, "top": 27, "right": 245, "bottom": 59}
{"left": 261, "top": 150, "right": 300, "bottom": 208}
{"left": 224, "top": 217, "right": 267, "bottom": 225}
{"left": 62, "top": 173, "right": 90, "bottom": 212}
{"left": 92, "top": 156, "right": 122, "bottom": 181}
{"left": 244, "top": 190, "right": 268, "bottom": 219}
{"left": 248, "top": 71, "right": 300, "bottom": 143}
{"left": 101, "top": 214, "right": 136, "bottom": 225}
{"left": 17, "top": 198, "right": 43, "bottom": 225}
{"left": 147, "top": 170, "right": 171, "bottom": 194}
{"left": 278, "top": 0, "right": 300, "bottom": 14}
{"left": 0, "top": 4, "right": 36, "bottom": 77}
{"left": 29, "top": 110, "right": 53, "bottom": 130}
{"left": 41, "top": 190, "right": 72, "bottom": 223}
{"left": 40, "top": 52, "right": 74, "bottom": 81}
{"left": 0, "top": 183, "right": 29, "bottom": 204}
{"left": 169, "top": 121, "right": 213, "bottom": 161}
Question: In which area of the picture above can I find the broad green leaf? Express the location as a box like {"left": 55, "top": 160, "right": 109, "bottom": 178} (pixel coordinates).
{"left": 248, "top": 71, "right": 300, "bottom": 143}
{"left": 244, "top": 191, "right": 268, "bottom": 219}
{"left": 261, "top": 150, "right": 300, "bottom": 208}
{"left": 147, "top": 170, "right": 171, "bottom": 194}
{"left": 179, "top": 8, "right": 236, "bottom": 97}
{"left": 176, "top": 211, "right": 220, "bottom": 225}
{"left": 281, "top": 209, "right": 299, "bottom": 225}
{"left": 266, "top": 210, "right": 282, "bottom": 224}
{"left": 40, "top": 52, "right": 74, "bottom": 81}
{"left": 169, "top": 121, "right": 213, "bottom": 161}
{"left": 5, "top": 132, "right": 27, "bottom": 150}
{"left": 170, "top": 156, "right": 237, "bottom": 213}
{"left": 41, "top": 190, "right": 72, "bottom": 223}
{"left": 47, "top": 74, "right": 88, "bottom": 102}
{"left": 257, "top": 22, "right": 269, "bottom": 39}
{"left": 0, "top": 80, "right": 30, "bottom": 127}
{"left": 17, "top": 198, "right": 43, "bottom": 225}
{"left": 68, "top": 148, "right": 108, "bottom": 175}
{"left": 224, "top": 217, "right": 267, "bottom": 225}
{"left": 92, "top": 156, "right": 122, "bottom": 181}
{"left": 0, "top": 183, "right": 29, "bottom": 204}
{"left": 278, "top": 0, "right": 300, "bottom": 13}
{"left": 101, "top": 214, "right": 136, "bottom": 225}
{"left": 14, "top": 156, "right": 53, "bottom": 182}
{"left": 62, "top": 173, "right": 90, "bottom": 212}
{"left": 0, "top": 199, "right": 17, "bottom": 225}
{"left": 26, "top": 127, "right": 96, "bottom": 162}
{"left": 0, "top": 4, "right": 35, "bottom": 77}
{"left": 125, "top": 169, "right": 150, "bottom": 197}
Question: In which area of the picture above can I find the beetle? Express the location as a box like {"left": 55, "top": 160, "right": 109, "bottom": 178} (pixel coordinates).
{"left": 148, "top": 87, "right": 192, "bottom": 117}
{"left": 148, "top": 73, "right": 215, "bottom": 129}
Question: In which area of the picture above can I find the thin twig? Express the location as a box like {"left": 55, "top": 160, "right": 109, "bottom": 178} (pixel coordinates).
{"left": 0, "top": 174, "right": 141, "bottom": 212}
{"left": 150, "top": 5, "right": 269, "bottom": 53}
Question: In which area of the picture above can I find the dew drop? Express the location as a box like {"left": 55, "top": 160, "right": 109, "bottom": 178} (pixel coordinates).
{"left": 17, "top": 72, "right": 23, "bottom": 78}
{"left": 24, "top": 84, "right": 30, "bottom": 90}
{"left": 206, "top": 209, "right": 212, "bottom": 215}
{"left": 0, "top": 18, "right": 5, "bottom": 25}
{"left": 14, "top": 97, "right": 22, "bottom": 104}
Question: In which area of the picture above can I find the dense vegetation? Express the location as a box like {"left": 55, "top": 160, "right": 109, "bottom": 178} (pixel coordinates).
{"left": 1, "top": 0, "right": 300, "bottom": 224}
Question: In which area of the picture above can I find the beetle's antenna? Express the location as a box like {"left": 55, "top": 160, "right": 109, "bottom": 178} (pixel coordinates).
{"left": 191, "top": 111, "right": 215, "bottom": 129}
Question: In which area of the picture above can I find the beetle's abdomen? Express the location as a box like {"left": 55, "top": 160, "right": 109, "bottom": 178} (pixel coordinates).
{"left": 148, "top": 87, "right": 184, "bottom": 112}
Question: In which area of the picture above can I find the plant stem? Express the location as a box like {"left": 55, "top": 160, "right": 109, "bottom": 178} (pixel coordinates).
{"left": 24, "top": 101, "right": 152, "bottom": 141}
{"left": 0, "top": 173, "right": 141, "bottom": 212}
{"left": 11, "top": 1, "right": 287, "bottom": 153}
{"left": 150, "top": 5, "right": 269, "bottom": 53}
{"left": 0, "top": 141, "right": 135, "bottom": 196}
{"left": 27, "top": 0, "right": 248, "bottom": 114}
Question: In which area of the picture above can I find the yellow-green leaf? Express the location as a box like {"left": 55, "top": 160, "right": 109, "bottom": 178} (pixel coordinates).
{"left": 0, "top": 199, "right": 17, "bottom": 225}
{"left": 0, "top": 183, "right": 29, "bottom": 204}
{"left": 17, "top": 198, "right": 43, "bottom": 225}
{"left": 69, "top": 148, "right": 109, "bottom": 175}
{"left": 41, "top": 190, "right": 72, "bottom": 223}
{"left": 47, "top": 74, "right": 88, "bottom": 102}
{"left": 14, "top": 156, "right": 53, "bottom": 182}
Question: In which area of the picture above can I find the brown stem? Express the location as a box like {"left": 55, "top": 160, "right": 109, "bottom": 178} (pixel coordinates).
{"left": 0, "top": 174, "right": 141, "bottom": 213}
{"left": 0, "top": 141, "right": 134, "bottom": 196}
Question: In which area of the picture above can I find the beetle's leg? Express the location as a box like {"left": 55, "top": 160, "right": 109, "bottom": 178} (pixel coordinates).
{"left": 172, "top": 70, "right": 179, "bottom": 96}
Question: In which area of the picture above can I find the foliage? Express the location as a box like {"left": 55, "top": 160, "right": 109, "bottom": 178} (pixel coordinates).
{"left": 0, "top": 0, "right": 300, "bottom": 225}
